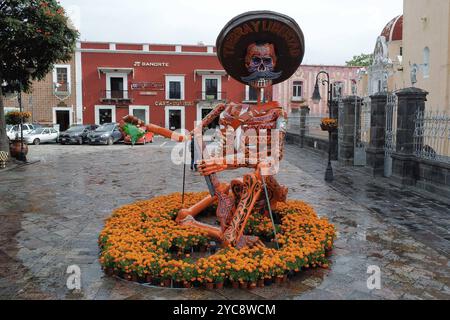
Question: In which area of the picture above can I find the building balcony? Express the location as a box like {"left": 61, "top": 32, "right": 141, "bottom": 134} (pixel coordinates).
{"left": 100, "top": 90, "right": 133, "bottom": 104}
{"left": 196, "top": 91, "right": 227, "bottom": 102}
{"left": 53, "top": 83, "right": 71, "bottom": 97}
{"left": 291, "top": 96, "right": 306, "bottom": 103}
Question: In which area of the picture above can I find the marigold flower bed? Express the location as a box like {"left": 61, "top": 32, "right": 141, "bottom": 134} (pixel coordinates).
{"left": 99, "top": 192, "right": 336, "bottom": 289}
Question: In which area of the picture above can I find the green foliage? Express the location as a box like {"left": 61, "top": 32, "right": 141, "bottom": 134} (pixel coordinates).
{"left": 0, "top": 0, "right": 79, "bottom": 91}
{"left": 345, "top": 53, "right": 373, "bottom": 67}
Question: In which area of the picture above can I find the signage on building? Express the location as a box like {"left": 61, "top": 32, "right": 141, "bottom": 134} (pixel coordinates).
{"left": 131, "top": 82, "right": 164, "bottom": 91}
{"left": 133, "top": 61, "right": 169, "bottom": 67}
{"left": 155, "top": 100, "right": 194, "bottom": 107}
{"left": 139, "top": 92, "right": 158, "bottom": 96}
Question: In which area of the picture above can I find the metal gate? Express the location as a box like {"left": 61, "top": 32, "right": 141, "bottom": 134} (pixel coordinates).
{"left": 384, "top": 93, "right": 398, "bottom": 177}
{"left": 354, "top": 97, "right": 371, "bottom": 166}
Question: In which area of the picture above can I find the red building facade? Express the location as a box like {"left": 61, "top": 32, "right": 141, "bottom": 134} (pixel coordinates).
{"left": 78, "top": 42, "right": 260, "bottom": 131}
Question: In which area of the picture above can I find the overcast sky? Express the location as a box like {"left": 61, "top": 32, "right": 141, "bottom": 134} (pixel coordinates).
{"left": 60, "top": 0, "right": 403, "bottom": 65}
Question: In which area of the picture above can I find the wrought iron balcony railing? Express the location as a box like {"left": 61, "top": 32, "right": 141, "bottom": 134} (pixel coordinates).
{"left": 53, "top": 83, "right": 70, "bottom": 96}
{"left": 197, "top": 91, "right": 227, "bottom": 101}
{"left": 100, "top": 90, "right": 132, "bottom": 103}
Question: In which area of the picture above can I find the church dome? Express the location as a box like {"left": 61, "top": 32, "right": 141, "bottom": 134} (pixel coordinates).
{"left": 381, "top": 15, "right": 403, "bottom": 42}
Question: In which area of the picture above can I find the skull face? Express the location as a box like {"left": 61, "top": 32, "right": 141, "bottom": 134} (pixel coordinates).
{"left": 241, "top": 43, "right": 282, "bottom": 89}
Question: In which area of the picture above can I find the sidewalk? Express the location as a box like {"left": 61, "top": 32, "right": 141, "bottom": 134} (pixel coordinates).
{"left": 285, "top": 145, "right": 450, "bottom": 257}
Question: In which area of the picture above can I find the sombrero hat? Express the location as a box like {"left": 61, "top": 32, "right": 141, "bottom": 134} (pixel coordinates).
{"left": 216, "top": 11, "right": 305, "bottom": 86}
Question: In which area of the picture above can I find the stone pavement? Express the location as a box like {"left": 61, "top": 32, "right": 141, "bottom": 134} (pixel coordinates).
{"left": 0, "top": 140, "right": 448, "bottom": 300}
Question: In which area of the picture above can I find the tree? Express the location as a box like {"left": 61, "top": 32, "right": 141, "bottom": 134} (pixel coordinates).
{"left": 345, "top": 53, "right": 373, "bottom": 67}
{"left": 0, "top": 0, "right": 79, "bottom": 153}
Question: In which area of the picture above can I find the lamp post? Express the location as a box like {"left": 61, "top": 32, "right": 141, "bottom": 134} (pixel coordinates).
{"left": 312, "top": 71, "right": 334, "bottom": 182}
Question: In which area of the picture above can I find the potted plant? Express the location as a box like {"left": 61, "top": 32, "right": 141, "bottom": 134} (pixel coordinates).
{"left": 6, "top": 111, "right": 32, "bottom": 159}
{"left": 214, "top": 274, "right": 225, "bottom": 290}
{"left": 320, "top": 118, "right": 338, "bottom": 132}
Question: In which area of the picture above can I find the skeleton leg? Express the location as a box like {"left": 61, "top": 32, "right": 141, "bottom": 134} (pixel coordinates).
{"left": 178, "top": 216, "right": 222, "bottom": 240}
{"left": 176, "top": 195, "right": 217, "bottom": 223}
{"left": 222, "top": 173, "right": 263, "bottom": 247}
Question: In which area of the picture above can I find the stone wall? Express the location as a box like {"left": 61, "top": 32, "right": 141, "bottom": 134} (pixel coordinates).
{"left": 414, "top": 158, "right": 450, "bottom": 198}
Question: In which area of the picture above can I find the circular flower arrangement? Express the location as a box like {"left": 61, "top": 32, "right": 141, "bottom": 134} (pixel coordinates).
{"left": 99, "top": 192, "right": 336, "bottom": 289}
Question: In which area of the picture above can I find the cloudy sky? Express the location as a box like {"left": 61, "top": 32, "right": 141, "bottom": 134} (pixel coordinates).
{"left": 60, "top": 0, "right": 403, "bottom": 65}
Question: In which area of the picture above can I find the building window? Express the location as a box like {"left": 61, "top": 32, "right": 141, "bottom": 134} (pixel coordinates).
{"left": 400, "top": 47, "right": 403, "bottom": 56}
{"left": 165, "top": 76, "right": 185, "bottom": 100}
{"left": 351, "top": 80, "right": 357, "bottom": 95}
{"left": 332, "top": 82, "right": 344, "bottom": 99}
{"left": 129, "top": 106, "right": 149, "bottom": 124}
{"left": 95, "top": 106, "right": 116, "bottom": 125}
{"left": 202, "top": 75, "right": 222, "bottom": 100}
{"left": 169, "top": 81, "right": 181, "bottom": 99}
{"left": 165, "top": 106, "right": 185, "bottom": 130}
{"left": 53, "top": 64, "right": 71, "bottom": 94}
{"left": 244, "top": 86, "right": 257, "bottom": 101}
{"left": 106, "top": 73, "right": 128, "bottom": 99}
{"left": 292, "top": 81, "right": 303, "bottom": 100}
{"left": 205, "top": 79, "right": 218, "bottom": 100}
{"left": 423, "top": 47, "right": 430, "bottom": 78}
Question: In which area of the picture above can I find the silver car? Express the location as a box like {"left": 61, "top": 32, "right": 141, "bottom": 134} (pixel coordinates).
{"left": 6, "top": 124, "right": 36, "bottom": 142}
{"left": 24, "top": 128, "right": 59, "bottom": 145}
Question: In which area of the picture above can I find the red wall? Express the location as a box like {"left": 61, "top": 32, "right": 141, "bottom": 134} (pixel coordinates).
{"left": 81, "top": 43, "right": 271, "bottom": 130}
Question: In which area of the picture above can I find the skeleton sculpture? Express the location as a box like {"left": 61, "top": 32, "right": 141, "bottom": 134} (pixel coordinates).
{"left": 133, "top": 11, "right": 305, "bottom": 248}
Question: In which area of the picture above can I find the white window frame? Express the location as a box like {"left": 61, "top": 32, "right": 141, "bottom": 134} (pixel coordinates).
{"left": 95, "top": 105, "right": 116, "bottom": 125}
{"left": 129, "top": 105, "right": 150, "bottom": 124}
{"left": 52, "top": 107, "right": 73, "bottom": 127}
{"left": 106, "top": 73, "right": 128, "bottom": 99}
{"left": 196, "top": 104, "right": 214, "bottom": 124}
{"left": 52, "top": 64, "right": 71, "bottom": 94}
{"left": 332, "top": 82, "right": 344, "bottom": 99}
{"left": 202, "top": 75, "right": 222, "bottom": 100}
{"left": 165, "top": 106, "right": 185, "bottom": 130}
{"left": 165, "top": 75, "right": 185, "bottom": 100}
{"left": 244, "top": 85, "right": 262, "bottom": 102}
{"left": 292, "top": 81, "right": 303, "bottom": 100}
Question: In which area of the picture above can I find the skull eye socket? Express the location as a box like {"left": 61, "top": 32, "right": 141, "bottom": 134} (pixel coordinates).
{"left": 263, "top": 57, "right": 272, "bottom": 65}
{"left": 251, "top": 57, "right": 262, "bottom": 64}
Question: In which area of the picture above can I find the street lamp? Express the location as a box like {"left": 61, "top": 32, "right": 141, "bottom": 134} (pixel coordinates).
{"left": 311, "top": 70, "right": 334, "bottom": 182}
{"left": 16, "top": 64, "right": 37, "bottom": 162}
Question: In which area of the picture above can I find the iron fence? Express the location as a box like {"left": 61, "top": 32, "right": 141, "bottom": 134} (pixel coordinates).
{"left": 414, "top": 111, "right": 450, "bottom": 164}
{"left": 305, "top": 114, "right": 329, "bottom": 139}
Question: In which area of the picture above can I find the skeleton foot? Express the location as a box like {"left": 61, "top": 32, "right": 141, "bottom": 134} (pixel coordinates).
{"left": 236, "top": 236, "right": 265, "bottom": 249}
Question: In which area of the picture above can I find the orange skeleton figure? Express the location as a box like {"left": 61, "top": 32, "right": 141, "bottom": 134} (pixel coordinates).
{"left": 142, "top": 42, "right": 289, "bottom": 248}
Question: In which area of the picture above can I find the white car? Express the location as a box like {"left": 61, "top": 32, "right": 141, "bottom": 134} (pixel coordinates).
{"left": 6, "top": 124, "right": 36, "bottom": 141}
{"left": 24, "top": 127, "right": 59, "bottom": 145}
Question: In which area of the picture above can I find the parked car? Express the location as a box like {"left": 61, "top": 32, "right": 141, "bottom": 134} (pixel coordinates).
{"left": 24, "top": 127, "right": 59, "bottom": 145}
{"left": 6, "top": 124, "right": 36, "bottom": 142}
{"left": 59, "top": 125, "right": 98, "bottom": 145}
{"left": 124, "top": 131, "right": 154, "bottom": 145}
{"left": 87, "top": 123, "right": 123, "bottom": 145}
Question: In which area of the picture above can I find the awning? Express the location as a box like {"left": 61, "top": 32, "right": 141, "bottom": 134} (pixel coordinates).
{"left": 97, "top": 67, "right": 134, "bottom": 78}
{"left": 194, "top": 69, "right": 227, "bottom": 81}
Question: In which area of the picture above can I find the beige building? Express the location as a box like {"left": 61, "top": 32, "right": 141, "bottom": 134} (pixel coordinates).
{"left": 3, "top": 56, "right": 79, "bottom": 131}
{"left": 359, "top": 0, "right": 450, "bottom": 112}
{"left": 402, "top": 0, "right": 450, "bottom": 110}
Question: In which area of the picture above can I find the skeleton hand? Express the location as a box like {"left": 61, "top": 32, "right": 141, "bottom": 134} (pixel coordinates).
{"left": 198, "top": 158, "right": 228, "bottom": 176}
{"left": 258, "top": 157, "right": 279, "bottom": 176}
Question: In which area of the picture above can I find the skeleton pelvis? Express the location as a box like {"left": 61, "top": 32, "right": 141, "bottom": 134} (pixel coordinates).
{"left": 231, "top": 176, "right": 287, "bottom": 213}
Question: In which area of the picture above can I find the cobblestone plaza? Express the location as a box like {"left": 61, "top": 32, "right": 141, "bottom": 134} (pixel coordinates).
{"left": 0, "top": 141, "right": 448, "bottom": 300}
